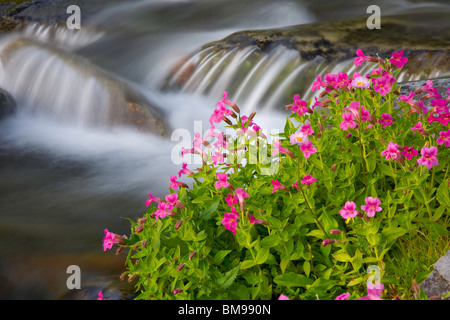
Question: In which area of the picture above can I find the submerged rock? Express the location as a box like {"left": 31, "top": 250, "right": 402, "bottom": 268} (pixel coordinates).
{"left": 0, "top": 87, "right": 16, "bottom": 119}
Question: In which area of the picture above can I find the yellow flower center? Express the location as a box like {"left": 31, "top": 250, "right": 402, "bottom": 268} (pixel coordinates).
{"left": 294, "top": 136, "right": 303, "bottom": 142}
{"left": 357, "top": 81, "right": 365, "bottom": 86}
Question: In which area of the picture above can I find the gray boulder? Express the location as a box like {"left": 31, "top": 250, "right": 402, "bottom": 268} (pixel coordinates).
{"left": 420, "top": 250, "right": 450, "bottom": 300}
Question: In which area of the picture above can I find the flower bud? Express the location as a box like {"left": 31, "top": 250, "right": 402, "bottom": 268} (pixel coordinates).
{"left": 189, "top": 250, "right": 196, "bottom": 260}
{"left": 173, "top": 288, "right": 183, "bottom": 295}
{"left": 222, "top": 116, "right": 233, "bottom": 126}
{"left": 138, "top": 217, "right": 147, "bottom": 225}
{"left": 230, "top": 103, "right": 240, "bottom": 114}
{"left": 329, "top": 229, "right": 342, "bottom": 235}
{"left": 331, "top": 164, "right": 336, "bottom": 172}
{"left": 115, "top": 246, "right": 123, "bottom": 255}
{"left": 176, "top": 263, "right": 185, "bottom": 271}
{"left": 141, "top": 239, "right": 147, "bottom": 248}
{"left": 128, "top": 273, "right": 138, "bottom": 283}
{"left": 322, "top": 239, "right": 335, "bottom": 246}
{"left": 135, "top": 224, "right": 144, "bottom": 233}
{"left": 175, "top": 219, "right": 183, "bottom": 230}
{"left": 120, "top": 272, "right": 128, "bottom": 281}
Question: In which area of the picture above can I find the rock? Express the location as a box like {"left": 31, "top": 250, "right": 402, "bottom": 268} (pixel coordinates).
{"left": 420, "top": 250, "right": 450, "bottom": 300}
{"left": 0, "top": 37, "right": 168, "bottom": 135}
{"left": 59, "top": 275, "right": 138, "bottom": 300}
{"left": 0, "top": 87, "right": 16, "bottom": 119}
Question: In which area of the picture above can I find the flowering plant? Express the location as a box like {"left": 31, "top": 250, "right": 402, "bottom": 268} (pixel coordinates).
{"left": 102, "top": 50, "right": 449, "bottom": 300}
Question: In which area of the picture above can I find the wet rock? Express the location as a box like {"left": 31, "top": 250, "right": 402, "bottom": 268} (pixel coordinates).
{"left": 0, "top": 37, "right": 168, "bottom": 135}
{"left": 420, "top": 250, "right": 450, "bottom": 300}
{"left": 59, "top": 275, "right": 138, "bottom": 300}
{"left": 198, "top": 13, "right": 450, "bottom": 77}
{"left": 0, "top": 87, "right": 16, "bottom": 119}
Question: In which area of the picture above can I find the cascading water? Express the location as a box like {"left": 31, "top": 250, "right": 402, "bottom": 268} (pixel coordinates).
{"left": 0, "top": 0, "right": 448, "bottom": 299}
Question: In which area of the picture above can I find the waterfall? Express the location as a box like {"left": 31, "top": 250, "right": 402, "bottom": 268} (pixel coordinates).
{"left": 163, "top": 43, "right": 448, "bottom": 113}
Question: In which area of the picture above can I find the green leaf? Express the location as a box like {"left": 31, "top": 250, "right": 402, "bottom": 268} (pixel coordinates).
{"left": 366, "top": 152, "right": 377, "bottom": 173}
{"left": 280, "top": 254, "right": 290, "bottom": 274}
{"left": 217, "top": 265, "right": 239, "bottom": 289}
{"left": 213, "top": 250, "right": 232, "bottom": 264}
{"left": 333, "top": 252, "right": 352, "bottom": 262}
{"left": 381, "top": 226, "right": 407, "bottom": 244}
{"left": 260, "top": 234, "right": 281, "bottom": 248}
{"left": 194, "top": 230, "right": 208, "bottom": 241}
{"left": 199, "top": 201, "right": 220, "bottom": 220}
{"left": 437, "top": 179, "right": 450, "bottom": 208}
{"left": 273, "top": 272, "right": 314, "bottom": 287}
{"left": 347, "top": 277, "right": 365, "bottom": 286}
{"left": 303, "top": 260, "right": 311, "bottom": 277}
{"left": 255, "top": 247, "right": 270, "bottom": 264}
{"left": 378, "top": 162, "right": 394, "bottom": 177}
{"left": 240, "top": 260, "right": 257, "bottom": 269}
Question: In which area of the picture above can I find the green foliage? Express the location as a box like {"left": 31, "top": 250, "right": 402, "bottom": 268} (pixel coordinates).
{"left": 107, "top": 52, "right": 449, "bottom": 300}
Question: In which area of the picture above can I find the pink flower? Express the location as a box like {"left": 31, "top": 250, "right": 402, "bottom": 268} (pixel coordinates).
{"left": 312, "top": 97, "right": 324, "bottom": 110}
{"left": 340, "top": 112, "right": 357, "bottom": 130}
{"left": 437, "top": 130, "right": 450, "bottom": 147}
{"left": 400, "top": 92, "right": 416, "bottom": 106}
{"left": 301, "top": 174, "right": 317, "bottom": 185}
{"left": 146, "top": 192, "right": 162, "bottom": 207}
{"left": 410, "top": 121, "right": 425, "bottom": 135}
{"left": 339, "top": 201, "right": 360, "bottom": 219}
{"left": 215, "top": 173, "right": 231, "bottom": 189}
{"left": 102, "top": 229, "right": 120, "bottom": 251}
{"left": 222, "top": 207, "right": 239, "bottom": 235}
{"left": 401, "top": 146, "right": 418, "bottom": 160}
{"left": 343, "top": 101, "right": 371, "bottom": 122}
{"left": 381, "top": 141, "right": 400, "bottom": 160}
{"left": 430, "top": 99, "right": 449, "bottom": 114}
{"left": 178, "top": 162, "right": 194, "bottom": 177}
{"left": 249, "top": 215, "right": 268, "bottom": 226}
{"left": 300, "top": 123, "right": 315, "bottom": 136}
{"left": 335, "top": 292, "right": 350, "bottom": 300}
{"left": 312, "top": 75, "right": 325, "bottom": 92}
{"left": 225, "top": 194, "right": 238, "bottom": 207}
{"left": 289, "top": 94, "right": 309, "bottom": 116}
{"left": 361, "top": 197, "right": 382, "bottom": 217}
{"left": 373, "top": 76, "right": 392, "bottom": 96}
{"left": 417, "top": 146, "right": 439, "bottom": 169}
{"left": 351, "top": 76, "right": 370, "bottom": 89}
{"left": 235, "top": 188, "right": 249, "bottom": 212}
{"left": 300, "top": 140, "right": 317, "bottom": 159}
{"left": 210, "top": 91, "right": 232, "bottom": 125}
{"left": 378, "top": 113, "right": 393, "bottom": 129}
{"left": 278, "top": 294, "right": 290, "bottom": 300}
{"left": 360, "top": 282, "right": 384, "bottom": 300}
{"left": 212, "top": 151, "right": 224, "bottom": 165}
{"left": 289, "top": 130, "right": 307, "bottom": 145}
{"left": 271, "top": 180, "right": 288, "bottom": 193}
{"left": 272, "top": 140, "right": 296, "bottom": 159}
{"left": 169, "top": 175, "right": 181, "bottom": 189}
{"left": 153, "top": 202, "right": 174, "bottom": 220}
{"left": 389, "top": 50, "right": 408, "bottom": 68}
{"left": 98, "top": 291, "right": 107, "bottom": 300}
{"left": 354, "top": 48, "right": 372, "bottom": 67}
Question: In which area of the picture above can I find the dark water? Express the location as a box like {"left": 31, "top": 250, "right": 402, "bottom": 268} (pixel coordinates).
{"left": 0, "top": 0, "right": 448, "bottom": 299}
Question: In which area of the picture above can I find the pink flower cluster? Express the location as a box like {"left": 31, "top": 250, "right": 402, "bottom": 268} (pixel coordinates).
{"left": 339, "top": 197, "right": 382, "bottom": 220}
{"left": 381, "top": 141, "right": 439, "bottom": 170}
